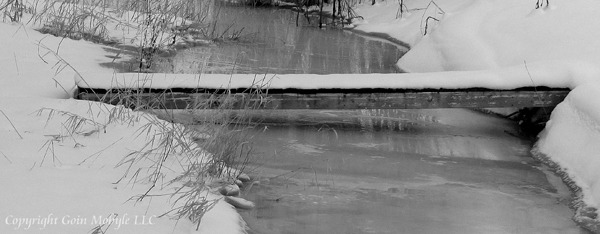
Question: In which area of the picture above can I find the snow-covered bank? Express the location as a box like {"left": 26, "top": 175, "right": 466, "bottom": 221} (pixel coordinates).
{"left": 353, "top": 0, "right": 600, "bottom": 73}
{"left": 533, "top": 84, "right": 600, "bottom": 231}
{"left": 352, "top": 0, "right": 600, "bottom": 229}
{"left": 0, "top": 19, "right": 244, "bottom": 234}
{"left": 538, "top": 84, "right": 600, "bottom": 208}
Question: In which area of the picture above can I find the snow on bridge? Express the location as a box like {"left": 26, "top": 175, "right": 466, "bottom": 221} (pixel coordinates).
{"left": 74, "top": 70, "right": 572, "bottom": 109}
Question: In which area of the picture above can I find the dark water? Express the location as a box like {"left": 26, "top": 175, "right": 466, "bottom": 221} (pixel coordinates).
{"left": 162, "top": 3, "right": 586, "bottom": 234}
{"left": 152, "top": 3, "right": 406, "bottom": 74}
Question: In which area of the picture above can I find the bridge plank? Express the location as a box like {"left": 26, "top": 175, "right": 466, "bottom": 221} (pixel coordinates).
{"left": 76, "top": 89, "right": 569, "bottom": 109}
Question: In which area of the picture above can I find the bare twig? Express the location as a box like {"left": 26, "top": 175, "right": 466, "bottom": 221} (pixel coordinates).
{"left": 423, "top": 16, "right": 439, "bottom": 35}
{"left": 396, "top": 0, "right": 408, "bottom": 19}
{"left": 420, "top": 0, "right": 445, "bottom": 35}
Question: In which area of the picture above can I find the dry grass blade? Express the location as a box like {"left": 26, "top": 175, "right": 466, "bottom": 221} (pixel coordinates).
{"left": 1, "top": 151, "right": 13, "bottom": 164}
{"left": 36, "top": 107, "right": 105, "bottom": 135}
{"left": 78, "top": 137, "right": 123, "bottom": 166}
{"left": 106, "top": 78, "right": 270, "bottom": 227}
{"left": 89, "top": 213, "right": 117, "bottom": 234}
{"left": 0, "top": 109, "right": 23, "bottom": 139}
{"left": 38, "top": 135, "right": 62, "bottom": 166}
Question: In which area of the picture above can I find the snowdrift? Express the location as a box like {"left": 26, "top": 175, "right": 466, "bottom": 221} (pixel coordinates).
{"left": 353, "top": 0, "right": 600, "bottom": 229}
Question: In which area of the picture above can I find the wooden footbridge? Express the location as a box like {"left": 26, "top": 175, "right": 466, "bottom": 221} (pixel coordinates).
{"left": 74, "top": 73, "right": 570, "bottom": 110}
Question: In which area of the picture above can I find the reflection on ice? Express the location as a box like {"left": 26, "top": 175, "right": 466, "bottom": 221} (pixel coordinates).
{"left": 152, "top": 3, "right": 406, "bottom": 74}
{"left": 238, "top": 109, "right": 586, "bottom": 234}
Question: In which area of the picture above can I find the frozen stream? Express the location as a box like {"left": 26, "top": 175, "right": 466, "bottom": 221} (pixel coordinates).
{"left": 152, "top": 2, "right": 405, "bottom": 74}
{"left": 156, "top": 3, "right": 587, "bottom": 233}
{"left": 238, "top": 109, "right": 586, "bottom": 234}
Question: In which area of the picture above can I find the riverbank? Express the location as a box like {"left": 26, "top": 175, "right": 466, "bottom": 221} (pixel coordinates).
{"left": 351, "top": 0, "right": 600, "bottom": 231}
{"left": 0, "top": 11, "right": 245, "bottom": 234}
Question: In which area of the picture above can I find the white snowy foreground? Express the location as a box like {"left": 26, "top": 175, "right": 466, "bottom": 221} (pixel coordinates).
{"left": 352, "top": 0, "right": 600, "bottom": 228}
{"left": 0, "top": 21, "right": 244, "bottom": 234}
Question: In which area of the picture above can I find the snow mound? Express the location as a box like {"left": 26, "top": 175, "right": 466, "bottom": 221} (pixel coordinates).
{"left": 354, "top": 0, "right": 600, "bottom": 224}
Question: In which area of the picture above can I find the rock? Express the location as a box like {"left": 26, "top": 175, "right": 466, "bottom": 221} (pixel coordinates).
{"left": 218, "top": 184, "right": 240, "bottom": 197}
{"left": 237, "top": 173, "right": 251, "bottom": 182}
{"left": 225, "top": 196, "right": 255, "bottom": 210}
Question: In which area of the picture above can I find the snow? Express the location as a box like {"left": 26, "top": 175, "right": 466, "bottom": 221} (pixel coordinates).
{"left": 76, "top": 60, "right": 597, "bottom": 91}
{"left": 536, "top": 84, "right": 600, "bottom": 207}
{"left": 0, "top": 17, "right": 244, "bottom": 234}
{"left": 354, "top": 0, "right": 600, "bottom": 73}
{"left": 71, "top": 0, "right": 600, "bottom": 224}
{"left": 5, "top": 0, "right": 600, "bottom": 232}
{"left": 352, "top": 0, "right": 600, "bottom": 221}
